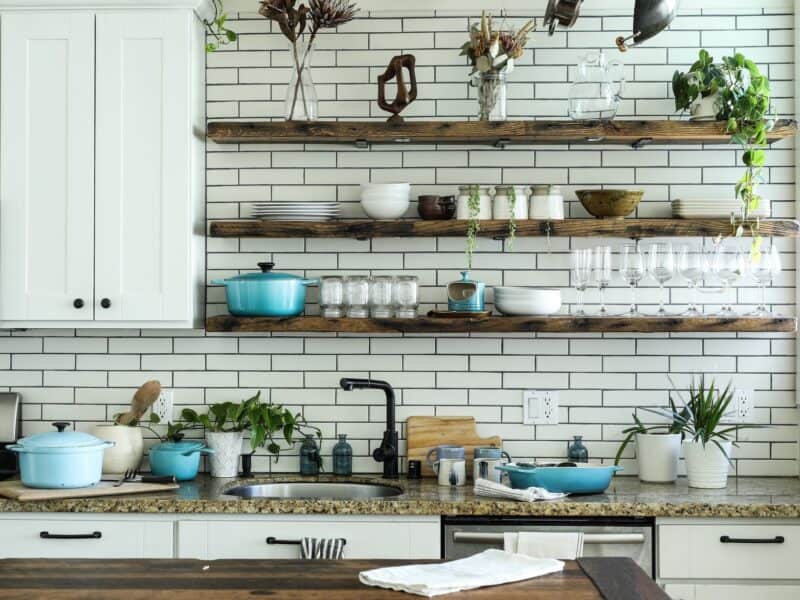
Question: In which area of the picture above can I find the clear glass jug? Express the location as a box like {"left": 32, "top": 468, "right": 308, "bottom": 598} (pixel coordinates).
{"left": 568, "top": 51, "right": 625, "bottom": 120}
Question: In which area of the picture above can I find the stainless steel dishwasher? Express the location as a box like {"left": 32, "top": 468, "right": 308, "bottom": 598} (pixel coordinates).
{"left": 443, "top": 516, "right": 655, "bottom": 577}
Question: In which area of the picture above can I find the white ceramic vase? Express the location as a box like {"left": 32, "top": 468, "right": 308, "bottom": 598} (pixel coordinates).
{"left": 636, "top": 433, "right": 681, "bottom": 483}
{"left": 206, "top": 431, "right": 244, "bottom": 478}
{"left": 91, "top": 425, "right": 144, "bottom": 474}
{"left": 690, "top": 92, "right": 720, "bottom": 121}
{"left": 682, "top": 439, "right": 732, "bottom": 489}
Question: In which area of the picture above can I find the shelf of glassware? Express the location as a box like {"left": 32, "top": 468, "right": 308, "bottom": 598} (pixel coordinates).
{"left": 205, "top": 315, "right": 797, "bottom": 334}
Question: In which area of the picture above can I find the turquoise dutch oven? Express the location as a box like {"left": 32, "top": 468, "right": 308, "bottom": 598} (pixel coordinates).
{"left": 148, "top": 440, "right": 214, "bottom": 481}
{"left": 213, "top": 262, "right": 318, "bottom": 317}
{"left": 496, "top": 463, "right": 622, "bottom": 494}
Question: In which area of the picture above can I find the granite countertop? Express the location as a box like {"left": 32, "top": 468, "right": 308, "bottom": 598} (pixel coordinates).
{"left": 2, "top": 475, "right": 800, "bottom": 518}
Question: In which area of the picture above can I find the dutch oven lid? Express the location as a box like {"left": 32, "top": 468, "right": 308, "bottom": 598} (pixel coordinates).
{"left": 152, "top": 440, "right": 206, "bottom": 453}
{"left": 224, "top": 262, "right": 305, "bottom": 282}
{"left": 17, "top": 422, "right": 108, "bottom": 450}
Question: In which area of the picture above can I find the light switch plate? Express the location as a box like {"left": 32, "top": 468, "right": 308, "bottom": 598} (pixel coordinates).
{"left": 722, "top": 388, "right": 754, "bottom": 423}
{"left": 523, "top": 390, "right": 559, "bottom": 425}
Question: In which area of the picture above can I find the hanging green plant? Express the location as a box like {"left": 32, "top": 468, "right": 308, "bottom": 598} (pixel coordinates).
{"left": 204, "top": 0, "right": 238, "bottom": 52}
{"left": 507, "top": 186, "right": 517, "bottom": 249}
{"left": 465, "top": 185, "right": 481, "bottom": 268}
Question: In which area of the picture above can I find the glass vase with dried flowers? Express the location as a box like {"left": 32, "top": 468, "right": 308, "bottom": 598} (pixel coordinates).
{"left": 260, "top": 0, "right": 358, "bottom": 121}
{"left": 461, "top": 12, "right": 535, "bottom": 121}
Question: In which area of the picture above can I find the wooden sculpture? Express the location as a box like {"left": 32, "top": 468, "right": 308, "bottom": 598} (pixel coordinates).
{"left": 377, "top": 54, "right": 418, "bottom": 123}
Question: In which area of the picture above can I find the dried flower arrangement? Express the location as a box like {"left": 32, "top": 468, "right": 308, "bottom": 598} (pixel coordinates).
{"left": 460, "top": 12, "right": 535, "bottom": 120}
{"left": 260, "top": 0, "right": 358, "bottom": 120}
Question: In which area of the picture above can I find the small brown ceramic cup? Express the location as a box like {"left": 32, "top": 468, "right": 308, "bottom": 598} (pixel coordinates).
{"left": 418, "top": 195, "right": 456, "bottom": 220}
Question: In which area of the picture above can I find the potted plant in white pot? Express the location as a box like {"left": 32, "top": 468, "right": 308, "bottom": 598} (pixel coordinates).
{"left": 614, "top": 398, "right": 687, "bottom": 483}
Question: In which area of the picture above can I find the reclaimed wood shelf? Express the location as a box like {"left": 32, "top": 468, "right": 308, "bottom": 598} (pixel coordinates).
{"left": 209, "top": 218, "right": 800, "bottom": 239}
{"left": 207, "top": 119, "right": 797, "bottom": 147}
{"left": 206, "top": 315, "right": 797, "bottom": 334}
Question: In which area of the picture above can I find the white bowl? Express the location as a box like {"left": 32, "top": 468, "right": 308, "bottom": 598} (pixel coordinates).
{"left": 494, "top": 288, "right": 561, "bottom": 316}
{"left": 361, "top": 197, "right": 410, "bottom": 219}
{"left": 361, "top": 183, "right": 410, "bottom": 192}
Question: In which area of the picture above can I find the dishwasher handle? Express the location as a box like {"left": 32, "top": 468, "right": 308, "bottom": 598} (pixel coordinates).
{"left": 452, "top": 531, "right": 646, "bottom": 545}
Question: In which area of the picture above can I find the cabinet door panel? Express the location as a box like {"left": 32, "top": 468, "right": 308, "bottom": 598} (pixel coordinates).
{"left": 95, "top": 11, "right": 193, "bottom": 322}
{"left": 0, "top": 12, "right": 95, "bottom": 320}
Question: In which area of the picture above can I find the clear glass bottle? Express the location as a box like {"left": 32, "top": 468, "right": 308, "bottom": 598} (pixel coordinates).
{"left": 320, "top": 276, "right": 344, "bottom": 318}
{"left": 332, "top": 434, "right": 353, "bottom": 476}
{"left": 394, "top": 275, "right": 419, "bottom": 318}
{"left": 344, "top": 275, "right": 370, "bottom": 318}
{"left": 473, "top": 72, "right": 507, "bottom": 121}
{"left": 566, "top": 435, "right": 589, "bottom": 463}
{"left": 300, "top": 434, "right": 321, "bottom": 476}
{"left": 285, "top": 37, "right": 318, "bottom": 121}
{"left": 370, "top": 276, "right": 395, "bottom": 318}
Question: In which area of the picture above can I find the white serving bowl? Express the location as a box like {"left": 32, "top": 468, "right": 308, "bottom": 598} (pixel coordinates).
{"left": 361, "top": 198, "right": 410, "bottom": 219}
{"left": 494, "top": 287, "right": 562, "bottom": 316}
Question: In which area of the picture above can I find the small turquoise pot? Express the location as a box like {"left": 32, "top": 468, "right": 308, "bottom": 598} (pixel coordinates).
{"left": 496, "top": 463, "right": 622, "bottom": 495}
{"left": 447, "top": 271, "right": 485, "bottom": 312}
{"left": 213, "top": 262, "right": 318, "bottom": 318}
{"left": 148, "top": 440, "right": 214, "bottom": 482}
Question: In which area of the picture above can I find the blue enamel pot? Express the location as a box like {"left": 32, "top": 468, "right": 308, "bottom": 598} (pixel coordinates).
{"left": 148, "top": 440, "right": 214, "bottom": 481}
{"left": 212, "top": 262, "right": 318, "bottom": 317}
{"left": 496, "top": 463, "right": 622, "bottom": 494}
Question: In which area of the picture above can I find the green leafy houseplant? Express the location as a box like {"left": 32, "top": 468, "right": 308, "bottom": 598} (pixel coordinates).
{"left": 465, "top": 184, "right": 481, "bottom": 268}
{"left": 507, "top": 186, "right": 517, "bottom": 249}
{"left": 204, "top": 0, "right": 237, "bottom": 52}
{"left": 144, "top": 413, "right": 197, "bottom": 443}
{"left": 673, "top": 50, "right": 774, "bottom": 252}
{"left": 613, "top": 397, "right": 688, "bottom": 466}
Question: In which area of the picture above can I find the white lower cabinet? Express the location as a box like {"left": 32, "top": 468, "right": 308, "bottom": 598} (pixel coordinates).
{"left": 0, "top": 515, "right": 173, "bottom": 559}
{"left": 658, "top": 519, "right": 800, "bottom": 600}
{"left": 177, "top": 516, "right": 441, "bottom": 560}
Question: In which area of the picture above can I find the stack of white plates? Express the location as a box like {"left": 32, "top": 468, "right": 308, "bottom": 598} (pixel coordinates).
{"left": 672, "top": 198, "right": 771, "bottom": 219}
{"left": 494, "top": 287, "right": 562, "bottom": 316}
{"left": 251, "top": 202, "right": 340, "bottom": 221}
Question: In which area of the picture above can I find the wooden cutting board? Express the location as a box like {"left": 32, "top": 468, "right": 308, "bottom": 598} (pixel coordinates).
{"left": 0, "top": 479, "right": 179, "bottom": 502}
{"left": 407, "top": 416, "right": 502, "bottom": 478}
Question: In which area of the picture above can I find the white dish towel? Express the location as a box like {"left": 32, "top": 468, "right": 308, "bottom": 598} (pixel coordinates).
{"left": 504, "top": 531, "right": 585, "bottom": 560}
{"left": 359, "top": 548, "right": 564, "bottom": 598}
{"left": 473, "top": 478, "right": 568, "bottom": 502}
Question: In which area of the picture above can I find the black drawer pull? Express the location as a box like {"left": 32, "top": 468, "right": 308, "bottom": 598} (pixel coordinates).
{"left": 720, "top": 535, "right": 784, "bottom": 544}
{"left": 266, "top": 536, "right": 347, "bottom": 547}
{"left": 40, "top": 531, "right": 102, "bottom": 540}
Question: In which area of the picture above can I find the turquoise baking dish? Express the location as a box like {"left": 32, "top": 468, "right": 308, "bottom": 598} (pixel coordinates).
{"left": 495, "top": 463, "right": 622, "bottom": 494}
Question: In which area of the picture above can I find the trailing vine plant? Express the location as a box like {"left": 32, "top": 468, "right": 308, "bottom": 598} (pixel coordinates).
{"left": 673, "top": 50, "right": 774, "bottom": 256}
{"left": 507, "top": 186, "right": 517, "bottom": 249}
{"left": 204, "top": 0, "right": 238, "bottom": 52}
{"left": 465, "top": 185, "right": 481, "bottom": 268}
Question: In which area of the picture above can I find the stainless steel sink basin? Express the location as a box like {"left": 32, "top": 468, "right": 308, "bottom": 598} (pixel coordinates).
{"left": 224, "top": 482, "right": 404, "bottom": 500}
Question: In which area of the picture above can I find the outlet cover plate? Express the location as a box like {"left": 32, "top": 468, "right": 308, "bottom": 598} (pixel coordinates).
{"left": 723, "top": 388, "right": 754, "bottom": 423}
{"left": 152, "top": 389, "right": 174, "bottom": 424}
{"left": 523, "top": 390, "right": 559, "bottom": 425}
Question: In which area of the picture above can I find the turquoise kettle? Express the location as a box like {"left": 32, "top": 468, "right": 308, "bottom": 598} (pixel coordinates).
{"left": 447, "top": 271, "right": 485, "bottom": 312}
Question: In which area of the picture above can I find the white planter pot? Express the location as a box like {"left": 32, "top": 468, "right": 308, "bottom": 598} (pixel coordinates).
{"left": 682, "top": 439, "right": 732, "bottom": 489}
{"left": 206, "top": 431, "right": 244, "bottom": 478}
{"left": 690, "top": 92, "right": 720, "bottom": 121}
{"left": 636, "top": 433, "right": 680, "bottom": 483}
{"left": 91, "top": 425, "right": 143, "bottom": 474}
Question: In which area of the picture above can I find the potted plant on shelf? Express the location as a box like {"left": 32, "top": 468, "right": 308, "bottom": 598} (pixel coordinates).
{"left": 673, "top": 50, "right": 774, "bottom": 241}
{"left": 614, "top": 398, "right": 687, "bottom": 483}
{"left": 203, "top": 0, "right": 238, "bottom": 52}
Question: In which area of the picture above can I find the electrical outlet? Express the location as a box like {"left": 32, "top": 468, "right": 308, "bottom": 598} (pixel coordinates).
{"left": 151, "top": 389, "right": 174, "bottom": 423}
{"left": 723, "top": 388, "right": 754, "bottom": 423}
{"left": 523, "top": 390, "right": 559, "bottom": 425}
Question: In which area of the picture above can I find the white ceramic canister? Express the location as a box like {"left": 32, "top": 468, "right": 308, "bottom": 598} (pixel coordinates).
{"left": 456, "top": 185, "right": 492, "bottom": 220}
{"left": 206, "top": 431, "right": 245, "bottom": 478}
{"left": 529, "top": 184, "right": 565, "bottom": 220}
{"left": 91, "top": 424, "right": 144, "bottom": 474}
{"left": 493, "top": 186, "right": 529, "bottom": 220}
{"left": 636, "top": 433, "right": 681, "bottom": 483}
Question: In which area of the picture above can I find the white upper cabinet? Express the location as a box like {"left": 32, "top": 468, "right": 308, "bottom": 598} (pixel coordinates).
{"left": 0, "top": 4, "right": 205, "bottom": 328}
{"left": 0, "top": 12, "right": 96, "bottom": 321}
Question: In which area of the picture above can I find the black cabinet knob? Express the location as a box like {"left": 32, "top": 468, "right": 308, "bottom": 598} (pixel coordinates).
{"left": 73, "top": 298, "right": 84, "bottom": 309}
{"left": 100, "top": 298, "right": 112, "bottom": 309}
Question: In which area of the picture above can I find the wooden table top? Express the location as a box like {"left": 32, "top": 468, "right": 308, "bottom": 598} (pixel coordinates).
{"left": 0, "top": 557, "right": 668, "bottom": 600}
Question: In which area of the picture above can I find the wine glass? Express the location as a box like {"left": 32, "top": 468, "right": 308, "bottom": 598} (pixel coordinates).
{"left": 710, "top": 243, "right": 745, "bottom": 315}
{"left": 647, "top": 242, "right": 674, "bottom": 315}
{"left": 593, "top": 246, "right": 612, "bottom": 315}
{"left": 677, "top": 245, "right": 708, "bottom": 316}
{"left": 620, "top": 244, "right": 645, "bottom": 316}
{"left": 571, "top": 248, "right": 593, "bottom": 316}
{"left": 749, "top": 243, "right": 781, "bottom": 316}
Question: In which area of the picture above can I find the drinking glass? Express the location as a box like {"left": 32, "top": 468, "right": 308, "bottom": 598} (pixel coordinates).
{"left": 571, "top": 248, "right": 593, "bottom": 316}
{"left": 394, "top": 275, "right": 419, "bottom": 319}
{"left": 677, "top": 245, "right": 708, "bottom": 316}
{"left": 369, "top": 276, "right": 395, "bottom": 318}
{"left": 343, "top": 275, "right": 370, "bottom": 318}
{"left": 620, "top": 244, "right": 645, "bottom": 316}
{"left": 319, "top": 276, "right": 344, "bottom": 318}
{"left": 710, "top": 243, "right": 745, "bottom": 315}
{"left": 647, "top": 242, "right": 675, "bottom": 315}
{"left": 749, "top": 243, "right": 781, "bottom": 316}
{"left": 593, "top": 246, "right": 612, "bottom": 315}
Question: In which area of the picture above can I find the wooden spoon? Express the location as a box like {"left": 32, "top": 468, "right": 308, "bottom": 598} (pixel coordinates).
{"left": 116, "top": 380, "right": 162, "bottom": 425}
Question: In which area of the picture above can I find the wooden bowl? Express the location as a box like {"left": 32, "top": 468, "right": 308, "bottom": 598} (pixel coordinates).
{"left": 576, "top": 189, "right": 644, "bottom": 219}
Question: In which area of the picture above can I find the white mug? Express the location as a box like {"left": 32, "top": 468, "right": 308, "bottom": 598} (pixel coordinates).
{"left": 473, "top": 457, "right": 506, "bottom": 484}
{"left": 433, "top": 458, "right": 466, "bottom": 487}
